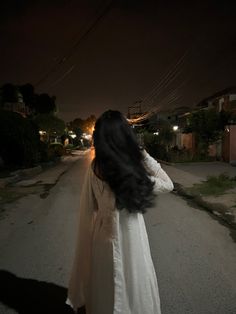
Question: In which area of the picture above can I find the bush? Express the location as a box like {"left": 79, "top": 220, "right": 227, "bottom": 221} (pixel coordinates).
{"left": 49, "top": 143, "right": 65, "bottom": 158}
{"left": 188, "top": 173, "right": 236, "bottom": 196}
{"left": 143, "top": 131, "right": 169, "bottom": 161}
{"left": 65, "top": 143, "right": 75, "bottom": 149}
{"left": 39, "top": 141, "right": 50, "bottom": 162}
{"left": 0, "top": 110, "right": 40, "bottom": 167}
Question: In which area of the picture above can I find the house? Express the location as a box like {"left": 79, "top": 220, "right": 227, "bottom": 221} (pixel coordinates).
{"left": 197, "top": 86, "right": 236, "bottom": 114}
{"left": 196, "top": 87, "right": 236, "bottom": 163}
{"left": 159, "top": 89, "right": 236, "bottom": 163}
{"left": 0, "top": 87, "right": 30, "bottom": 117}
{"left": 2, "top": 101, "right": 30, "bottom": 117}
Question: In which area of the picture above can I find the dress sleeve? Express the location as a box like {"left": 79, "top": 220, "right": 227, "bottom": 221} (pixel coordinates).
{"left": 142, "top": 149, "right": 174, "bottom": 194}
{"left": 66, "top": 164, "right": 98, "bottom": 311}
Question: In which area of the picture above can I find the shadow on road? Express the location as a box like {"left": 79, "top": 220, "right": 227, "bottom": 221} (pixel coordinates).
{"left": 0, "top": 269, "right": 86, "bottom": 314}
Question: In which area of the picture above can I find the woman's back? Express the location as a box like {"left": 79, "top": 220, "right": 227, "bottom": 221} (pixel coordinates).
{"left": 89, "top": 159, "right": 161, "bottom": 314}
{"left": 66, "top": 110, "right": 174, "bottom": 314}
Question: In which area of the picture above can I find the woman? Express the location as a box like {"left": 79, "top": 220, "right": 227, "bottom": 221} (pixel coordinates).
{"left": 66, "top": 110, "right": 173, "bottom": 314}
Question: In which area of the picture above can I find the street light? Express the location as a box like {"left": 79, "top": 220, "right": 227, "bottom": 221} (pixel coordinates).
{"left": 173, "top": 125, "right": 179, "bottom": 131}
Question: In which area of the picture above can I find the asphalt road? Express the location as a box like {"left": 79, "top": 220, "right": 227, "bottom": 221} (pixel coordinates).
{"left": 0, "top": 152, "right": 236, "bottom": 314}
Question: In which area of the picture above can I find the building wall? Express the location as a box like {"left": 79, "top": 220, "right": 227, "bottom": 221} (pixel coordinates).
{"left": 181, "top": 133, "right": 195, "bottom": 151}
{"left": 208, "top": 141, "right": 222, "bottom": 160}
{"left": 222, "top": 125, "right": 236, "bottom": 162}
{"left": 3, "top": 102, "right": 30, "bottom": 117}
{"left": 229, "top": 125, "right": 236, "bottom": 162}
{"left": 208, "top": 144, "right": 216, "bottom": 157}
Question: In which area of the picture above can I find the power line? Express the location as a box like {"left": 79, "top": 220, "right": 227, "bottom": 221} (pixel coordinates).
{"left": 127, "top": 51, "right": 188, "bottom": 123}
{"left": 141, "top": 51, "right": 188, "bottom": 107}
{"left": 50, "top": 64, "right": 76, "bottom": 88}
{"left": 35, "top": 0, "right": 114, "bottom": 87}
{"left": 128, "top": 78, "right": 188, "bottom": 124}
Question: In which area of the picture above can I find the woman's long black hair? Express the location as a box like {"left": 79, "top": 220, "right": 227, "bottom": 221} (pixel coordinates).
{"left": 93, "top": 110, "right": 155, "bottom": 213}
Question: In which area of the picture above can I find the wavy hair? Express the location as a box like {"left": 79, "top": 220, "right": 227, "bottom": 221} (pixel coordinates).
{"left": 92, "top": 110, "right": 155, "bottom": 213}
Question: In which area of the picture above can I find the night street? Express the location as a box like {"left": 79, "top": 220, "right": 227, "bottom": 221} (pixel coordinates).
{"left": 1, "top": 1, "right": 236, "bottom": 313}
{"left": 0, "top": 150, "right": 235, "bottom": 314}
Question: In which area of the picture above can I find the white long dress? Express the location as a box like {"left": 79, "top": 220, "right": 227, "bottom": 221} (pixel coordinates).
{"left": 66, "top": 150, "right": 174, "bottom": 314}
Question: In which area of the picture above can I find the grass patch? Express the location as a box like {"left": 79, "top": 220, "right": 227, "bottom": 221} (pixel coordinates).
{"left": 188, "top": 173, "right": 236, "bottom": 196}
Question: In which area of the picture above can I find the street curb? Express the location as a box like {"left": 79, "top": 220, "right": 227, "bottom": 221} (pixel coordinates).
{"left": 157, "top": 159, "right": 174, "bottom": 166}
{"left": 10, "top": 165, "right": 42, "bottom": 179}
{"left": 173, "top": 182, "right": 236, "bottom": 230}
{"left": 0, "top": 149, "right": 90, "bottom": 189}
{"left": 0, "top": 166, "right": 43, "bottom": 188}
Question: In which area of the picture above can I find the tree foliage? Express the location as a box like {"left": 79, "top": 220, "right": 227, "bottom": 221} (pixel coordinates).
{"left": 19, "top": 84, "right": 36, "bottom": 110}
{"left": 0, "top": 82, "right": 58, "bottom": 115}
{"left": 185, "top": 109, "right": 229, "bottom": 142}
{"left": 0, "top": 83, "right": 19, "bottom": 105}
{"left": 143, "top": 131, "right": 169, "bottom": 160}
{"left": 34, "top": 93, "right": 57, "bottom": 114}
{"left": 33, "top": 113, "right": 65, "bottom": 138}
{"left": 0, "top": 110, "right": 40, "bottom": 167}
{"left": 68, "top": 114, "right": 96, "bottom": 135}
{"left": 184, "top": 109, "right": 232, "bottom": 156}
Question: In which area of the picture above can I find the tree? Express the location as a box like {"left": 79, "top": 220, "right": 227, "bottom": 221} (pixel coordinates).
{"left": 157, "top": 121, "right": 174, "bottom": 151}
{"left": 143, "top": 131, "right": 169, "bottom": 161}
{"left": 69, "top": 115, "right": 96, "bottom": 134}
{"left": 184, "top": 109, "right": 228, "bottom": 157}
{"left": 146, "top": 118, "right": 174, "bottom": 149}
{"left": 134, "top": 117, "right": 174, "bottom": 161}
{"left": 34, "top": 93, "right": 57, "bottom": 114}
{"left": 69, "top": 118, "right": 84, "bottom": 132}
{"left": 84, "top": 114, "right": 96, "bottom": 133}
{"left": 0, "top": 83, "right": 19, "bottom": 106}
{"left": 0, "top": 110, "right": 40, "bottom": 167}
{"left": 33, "top": 113, "right": 65, "bottom": 141}
{"left": 19, "top": 83, "right": 36, "bottom": 111}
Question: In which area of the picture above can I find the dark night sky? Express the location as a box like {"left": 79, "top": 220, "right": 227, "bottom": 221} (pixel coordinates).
{"left": 1, "top": 0, "right": 236, "bottom": 121}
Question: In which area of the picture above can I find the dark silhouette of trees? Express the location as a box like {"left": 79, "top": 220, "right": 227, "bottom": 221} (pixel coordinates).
{"left": 184, "top": 109, "right": 233, "bottom": 157}
{"left": 0, "top": 110, "right": 40, "bottom": 167}
{"left": 0, "top": 83, "right": 19, "bottom": 105}
{"left": 34, "top": 93, "right": 57, "bottom": 114}
{"left": 19, "top": 84, "right": 36, "bottom": 110}
{"left": 1, "top": 83, "right": 57, "bottom": 115}
{"left": 68, "top": 115, "right": 96, "bottom": 135}
{"left": 33, "top": 114, "right": 65, "bottom": 141}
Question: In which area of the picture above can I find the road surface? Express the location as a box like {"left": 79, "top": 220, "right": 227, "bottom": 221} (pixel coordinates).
{"left": 0, "top": 151, "right": 235, "bottom": 313}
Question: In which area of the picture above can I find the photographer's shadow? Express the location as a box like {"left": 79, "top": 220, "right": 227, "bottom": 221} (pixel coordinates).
{"left": 0, "top": 269, "right": 76, "bottom": 314}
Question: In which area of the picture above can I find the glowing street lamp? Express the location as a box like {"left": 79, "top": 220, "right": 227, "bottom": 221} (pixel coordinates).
{"left": 173, "top": 125, "right": 179, "bottom": 131}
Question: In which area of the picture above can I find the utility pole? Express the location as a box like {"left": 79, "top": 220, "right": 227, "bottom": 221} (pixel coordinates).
{"left": 127, "top": 100, "right": 142, "bottom": 119}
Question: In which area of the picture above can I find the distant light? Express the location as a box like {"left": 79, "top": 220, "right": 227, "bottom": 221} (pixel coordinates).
{"left": 225, "top": 126, "right": 230, "bottom": 133}
{"left": 173, "top": 125, "right": 179, "bottom": 131}
{"left": 153, "top": 131, "right": 159, "bottom": 135}
{"left": 70, "top": 134, "right": 77, "bottom": 139}
{"left": 82, "top": 133, "right": 92, "bottom": 140}
{"left": 39, "top": 130, "right": 46, "bottom": 135}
